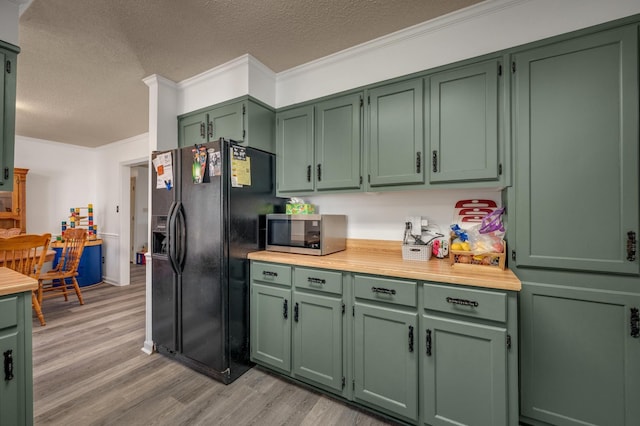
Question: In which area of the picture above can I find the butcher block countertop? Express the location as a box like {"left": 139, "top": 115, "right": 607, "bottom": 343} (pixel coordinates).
{"left": 0, "top": 267, "right": 38, "bottom": 296}
{"left": 248, "top": 239, "right": 521, "bottom": 292}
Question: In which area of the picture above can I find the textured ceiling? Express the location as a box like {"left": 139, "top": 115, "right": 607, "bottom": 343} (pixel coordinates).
{"left": 16, "top": 0, "right": 483, "bottom": 147}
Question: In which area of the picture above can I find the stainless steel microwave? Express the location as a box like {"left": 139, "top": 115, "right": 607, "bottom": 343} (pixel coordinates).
{"left": 265, "top": 214, "right": 347, "bottom": 255}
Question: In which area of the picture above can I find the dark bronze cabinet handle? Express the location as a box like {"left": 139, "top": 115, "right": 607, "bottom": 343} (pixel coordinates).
{"left": 432, "top": 150, "right": 438, "bottom": 173}
{"left": 408, "top": 325, "right": 414, "bottom": 352}
{"left": 283, "top": 299, "right": 288, "bottom": 320}
{"left": 627, "top": 231, "right": 636, "bottom": 261}
{"left": 317, "top": 164, "right": 322, "bottom": 181}
{"left": 262, "top": 270, "right": 278, "bottom": 278}
{"left": 307, "top": 277, "right": 326, "bottom": 285}
{"left": 372, "top": 287, "right": 396, "bottom": 295}
{"left": 631, "top": 308, "right": 639, "bottom": 338}
{"left": 207, "top": 122, "right": 213, "bottom": 138}
{"left": 416, "top": 152, "right": 421, "bottom": 173}
{"left": 4, "top": 350, "right": 13, "bottom": 381}
{"left": 199, "top": 122, "right": 205, "bottom": 138}
{"left": 446, "top": 297, "right": 479, "bottom": 308}
{"left": 426, "top": 329, "right": 432, "bottom": 356}
{"left": 307, "top": 165, "right": 311, "bottom": 182}
{"left": 294, "top": 303, "right": 299, "bottom": 322}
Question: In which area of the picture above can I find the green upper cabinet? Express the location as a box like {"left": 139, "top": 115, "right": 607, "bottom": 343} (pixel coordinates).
{"left": 178, "top": 97, "right": 275, "bottom": 152}
{"left": 276, "top": 105, "right": 315, "bottom": 193}
{"left": 276, "top": 93, "right": 363, "bottom": 195}
{"left": 0, "top": 42, "right": 18, "bottom": 192}
{"left": 513, "top": 25, "right": 639, "bottom": 275}
{"left": 208, "top": 102, "right": 243, "bottom": 142}
{"left": 314, "top": 93, "right": 362, "bottom": 191}
{"left": 367, "top": 78, "right": 424, "bottom": 188}
{"left": 178, "top": 110, "right": 208, "bottom": 147}
{"left": 429, "top": 59, "right": 500, "bottom": 183}
{"left": 520, "top": 283, "right": 640, "bottom": 426}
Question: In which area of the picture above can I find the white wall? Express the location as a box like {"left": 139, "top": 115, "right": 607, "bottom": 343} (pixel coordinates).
{"left": 94, "top": 134, "right": 149, "bottom": 285}
{"left": 14, "top": 136, "right": 97, "bottom": 236}
{"left": 306, "top": 189, "right": 502, "bottom": 241}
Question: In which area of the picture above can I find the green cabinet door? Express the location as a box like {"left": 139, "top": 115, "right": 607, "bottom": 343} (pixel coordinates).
{"left": 292, "top": 292, "right": 343, "bottom": 391}
{"left": 315, "top": 93, "right": 362, "bottom": 191}
{"left": 250, "top": 283, "right": 291, "bottom": 373}
{"left": 354, "top": 302, "right": 418, "bottom": 421}
{"left": 0, "top": 42, "right": 18, "bottom": 191}
{"left": 0, "top": 330, "right": 21, "bottom": 426}
{"left": 0, "top": 293, "right": 32, "bottom": 426}
{"left": 178, "top": 110, "right": 208, "bottom": 148}
{"left": 209, "top": 102, "right": 244, "bottom": 142}
{"left": 276, "top": 106, "right": 314, "bottom": 193}
{"left": 513, "top": 25, "right": 639, "bottom": 274}
{"left": 429, "top": 59, "right": 500, "bottom": 183}
{"left": 368, "top": 78, "right": 424, "bottom": 187}
{"left": 421, "top": 315, "right": 508, "bottom": 426}
{"left": 520, "top": 283, "right": 640, "bottom": 426}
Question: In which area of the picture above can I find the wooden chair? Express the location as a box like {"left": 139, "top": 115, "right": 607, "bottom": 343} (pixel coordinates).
{"left": 38, "top": 228, "right": 87, "bottom": 307}
{"left": 0, "top": 233, "right": 52, "bottom": 326}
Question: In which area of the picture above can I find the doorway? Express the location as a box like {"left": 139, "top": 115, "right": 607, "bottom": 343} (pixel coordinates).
{"left": 130, "top": 165, "right": 149, "bottom": 263}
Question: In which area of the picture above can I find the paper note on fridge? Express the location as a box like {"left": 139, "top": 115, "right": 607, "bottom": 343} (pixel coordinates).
{"left": 230, "top": 147, "right": 251, "bottom": 187}
{"left": 153, "top": 152, "right": 174, "bottom": 189}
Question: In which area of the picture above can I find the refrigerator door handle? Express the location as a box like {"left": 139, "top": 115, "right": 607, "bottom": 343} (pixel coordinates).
{"left": 174, "top": 202, "right": 187, "bottom": 272}
{"left": 167, "top": 201, "right": 179, "bottom": 275}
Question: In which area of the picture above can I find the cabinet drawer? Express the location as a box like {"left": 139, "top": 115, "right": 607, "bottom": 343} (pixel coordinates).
{"left": 0, "top": 296, "right": 18, "bottom": 329}
{"left": 294, "top": 268, "right": 342, "bottom": 295}
{"left": 251, "top": 262, "right": 291, "bottom": 287}
{"left": 423, "top": 283, "right": 506, "bottom": 323}
{"left": 354, "top": 275, "right": 417, "bottom": 307}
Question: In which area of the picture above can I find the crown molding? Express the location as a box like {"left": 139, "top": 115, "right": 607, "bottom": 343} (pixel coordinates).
{"left": 277, "top": 0, "right": 526, "bottom": 82}
{"left": 178, "top": 54, "right": 252, "bottom": 89}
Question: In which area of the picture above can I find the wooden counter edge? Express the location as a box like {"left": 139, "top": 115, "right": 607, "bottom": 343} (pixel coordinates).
{"left": 0, "top": 267, "right": 38, "bottom": 296}
{"left": 248, "top": 240, "right": 522, "bottom": 292}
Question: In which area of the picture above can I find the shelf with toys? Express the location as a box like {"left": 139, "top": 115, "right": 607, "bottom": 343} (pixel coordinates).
{"left": 51, "top": 203, "right": 103, "bottom": 286}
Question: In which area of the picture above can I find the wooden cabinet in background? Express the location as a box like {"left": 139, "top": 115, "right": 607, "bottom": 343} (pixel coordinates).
{"left": 0, "top": 168, "right": 27, "bottom": 232}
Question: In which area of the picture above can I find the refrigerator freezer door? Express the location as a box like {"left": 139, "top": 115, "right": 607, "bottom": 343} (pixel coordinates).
{"left": 151, "top": 258, "right": 179, "bottom": 353}
{"left": 151, "top": 149, "right": 180, "bottom": 353}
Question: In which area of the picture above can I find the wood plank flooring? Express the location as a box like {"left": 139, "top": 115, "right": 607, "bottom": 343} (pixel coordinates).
{"left": 32, "top": 265, "right": 399, "bottom": 426}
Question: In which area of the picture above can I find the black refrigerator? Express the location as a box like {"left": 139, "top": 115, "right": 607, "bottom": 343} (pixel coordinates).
{"left": 151, "top": 138, "right": 282, "bottom": 384}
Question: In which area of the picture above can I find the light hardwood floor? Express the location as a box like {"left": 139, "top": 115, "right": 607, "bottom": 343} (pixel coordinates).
{"left": 32, "top": 265, "right": 399, "bottom": 426}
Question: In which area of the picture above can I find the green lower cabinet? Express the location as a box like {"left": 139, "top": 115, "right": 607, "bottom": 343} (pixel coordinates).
{"left": 421, "top": 315, "right": 507, "bottom": 426}
{"left": 520, "top": 283, "right": 640, "bottom": 426}
{"left": 250, "top": 282, "right": 291, "bottom": 373}
{"left": 354, "top": 302, "right": 418, "bottom": 422}
{"left": 292, "top": 292, "right": 343, "bottom": 391}
{"left": 0, "top": 292, "right": 33, "bottom": 426}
